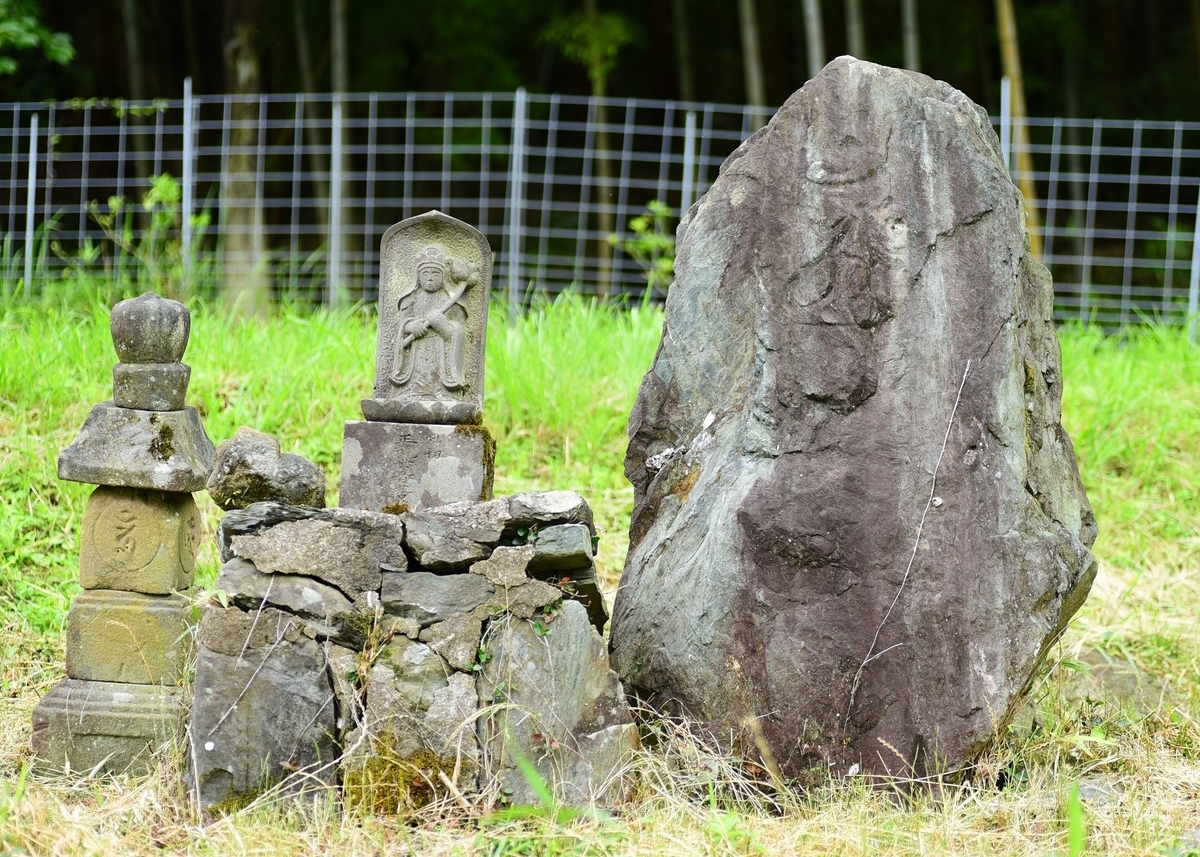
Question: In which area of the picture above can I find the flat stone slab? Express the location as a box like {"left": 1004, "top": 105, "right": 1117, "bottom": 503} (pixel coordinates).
{"left": 190, "top": 606, "right": 339, "bottom": 810}
{"left": 381, "top": 570, "right": 495, "bottom": 626}
{"left": 206, "top": 427, "right": 326, "bottom": 511}
{"left": 79, "top": 486, "right": 200, "bottom": 594}
{"left": 340, "top": 420, "right": 494, "bottom": 512}
{"left": 58, "top": 403, "right": 215, "bottom": 492}
{"left": 219, "top": 502, "right": 407, "bottom": 598}
{"left": 402, "top": 491, "right": 594, "bottom": 571}
{"left": 477, "top": 600, "right": 639, "bottom": 807}
{"left": 65, "top": 590, "right": 191, "bottom": 685}
{"left": 32, "top": 678, "right": 185, "bottom": 775}
{"left": 216, "top": 557, "right": 353, "bottom": 620}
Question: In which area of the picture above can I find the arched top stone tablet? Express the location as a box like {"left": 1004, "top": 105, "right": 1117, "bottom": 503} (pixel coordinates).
{"left": 363, "top": 211, "right": 492, "bottom": 425}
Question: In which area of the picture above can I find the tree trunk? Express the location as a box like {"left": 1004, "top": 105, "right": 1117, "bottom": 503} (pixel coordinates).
{"left": 293, "top": 0, "right": 329, "bottom": 232}
{"left": 181, "top": 0, "right": 201, "bottom": 85}
{"left": 584, "top": 0, "right": 616, "bottom": 299}
{"left": 223, "top": 0, "right": 270, "bottom": 316}
{"left": 1191, "top": 0, "right": 1200, "bottom": 81}
{"left": 330, "top": 0, "right": 350, "bottom": 302}
{"left": 902, "top": 0, "right": 920, "bottom": 71}
{"left": 995, "top": 0, "right": 1043, "bottom": 258}
{"left": 801, "top": 0, "right": 825, "bottom": 79}
{"left": 120, "top": 0, "right": 145, "bottom": 100}
{"left": 1063, "top": 5, "right": 1084, "bottom": 287}
{"left": 845, "top": 0, "right": 866, "bottom": 59}
{"left": 672, "top": 0, "right": 695, "bottom": 101}
{"left": 120, "top": 0, "right": 148, "bottom": 238}
{"left": 737, "top": 0, "right": 767, "bottom": 128}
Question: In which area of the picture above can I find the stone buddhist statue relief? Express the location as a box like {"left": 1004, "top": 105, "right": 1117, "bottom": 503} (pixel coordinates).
{"left": 363, "top": 211, "right": 492, "bottom": 425}
{"left": 389, "top": 244, "right": 479, "bottom": 392}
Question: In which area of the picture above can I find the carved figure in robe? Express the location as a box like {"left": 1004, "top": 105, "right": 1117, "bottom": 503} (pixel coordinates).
{"left": 389, "top": 245, "right": 478, "bottom": 393}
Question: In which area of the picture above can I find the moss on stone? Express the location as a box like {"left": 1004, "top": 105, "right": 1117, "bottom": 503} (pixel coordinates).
{"left": 381, "top": 501, "right": 410, "bottom": 515}
{"left": 149, "top": 422, "right": 176, "bottom": 461}
{"left": 342, "top": 736, "right": 474, "bottom": 815}
{"left": 456, "top": 423, "right": 497, "bottom": 500}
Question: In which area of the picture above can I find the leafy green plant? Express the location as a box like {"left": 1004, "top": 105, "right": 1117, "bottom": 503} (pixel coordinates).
{"left": 81, "top": 173, "right": 212, "bottom": 300}
{"left": 610, "top": 200, "right": 675, "bottom": 301}
{"left": 0, "top": 0, "right": 73, "bottom": 76}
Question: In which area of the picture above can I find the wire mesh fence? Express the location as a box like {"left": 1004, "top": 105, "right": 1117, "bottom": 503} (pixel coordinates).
{"left": 1, "top": 87, "right": 1198, "bottom": 329}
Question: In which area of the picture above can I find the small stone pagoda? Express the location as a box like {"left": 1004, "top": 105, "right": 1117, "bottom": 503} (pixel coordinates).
{"left": 33, "top": 293, "right": 215, "bottom": 773}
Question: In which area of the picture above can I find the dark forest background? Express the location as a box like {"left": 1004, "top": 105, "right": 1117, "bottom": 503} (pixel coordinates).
{"left": 5, "top": 0, "right": 1200, "bottom": 121}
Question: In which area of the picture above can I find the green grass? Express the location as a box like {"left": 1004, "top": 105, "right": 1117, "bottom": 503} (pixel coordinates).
{"left": 1, "top": 298, "right": 1199, "bottom": 855}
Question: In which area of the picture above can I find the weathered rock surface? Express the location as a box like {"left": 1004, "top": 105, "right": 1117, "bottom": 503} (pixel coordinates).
{"left": 479, "top": 600, "right": 639, "bottom": 806}
{"left": 381, "top": 570, "right": 495, "bottom": 626}
{"left": 340, "top": 420, "right": 494, "bottom": 512}
{"left": 610, "top": 57, "right": 1097, "bottom": 782}
{"left": 207, "top": 427, "right": 326, "bottom": 510}
{"left": 220, "top": 502, "right": 406, "bottom": 598}
{"left": 190, "top": 606, "right": 338, "bottom": 810}
{"left": 112, "top": 362, "right": 191, "bottom": 411}
{"left": 216, "top": 557, "right": 353, "bottom": 619}
{"left": 57, "top": 404, "right": 215, "bottom": 492}
{"left": 401, "top": 491, "right": 594, "bottom": 571}
{"left": 32, "top": 679, "right": 185, "bottom": 774}
{"left": 109, "top": 292, "right": 190, "bottom": 364}
{"left": 79, "top": 486, "right": 200, "bottom": 594}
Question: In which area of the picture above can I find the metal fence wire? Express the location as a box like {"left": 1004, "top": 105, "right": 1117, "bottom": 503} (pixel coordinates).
{"left": 2, "top": 85, "right": 1199, "bottom": 329}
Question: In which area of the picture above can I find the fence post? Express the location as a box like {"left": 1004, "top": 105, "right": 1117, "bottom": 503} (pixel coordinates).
{"left": 681, "top": 110, "right": 697, "bottom": 213}
{"left": 329, "top": 96, "right": 343, "bottom": 307}
{"left": 24, "top": 113, "right": 37, "bottom": 299}
{"left": 999, "top": 76, "right": 1011, "bottom": 173}
{"left": 506, "top": 87, "right": 527, "bottom": 322}
{"left": 182, "top": 77, "right": 194, "bottom": 288}
{"left": 1189, "top": 198, "right": 1200, "bottom": 344}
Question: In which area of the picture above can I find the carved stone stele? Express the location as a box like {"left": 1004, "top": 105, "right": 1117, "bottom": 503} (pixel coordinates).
{"left": 363, "top": 211, "right": 492, "bottom": 425}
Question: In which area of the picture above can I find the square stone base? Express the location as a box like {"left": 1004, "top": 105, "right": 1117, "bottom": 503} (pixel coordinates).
{"left": 31, "top": 678, "right": 185, "bottom": 775}
{"left": 80, "top": 486, "right": 200, "bottom": 594}
{"left": 66, "top": 590, "right": 192, "bottom": 685}
{"left": 339, "top": 420, "right": 494, "bottom": 513}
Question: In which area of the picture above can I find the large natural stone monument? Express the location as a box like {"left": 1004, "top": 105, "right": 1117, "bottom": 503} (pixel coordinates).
{"left": 341, "top": 210, "right": 495, "bottom": 513}
{"left": 610, "top": 58, "right": 1097, "bottom": 782}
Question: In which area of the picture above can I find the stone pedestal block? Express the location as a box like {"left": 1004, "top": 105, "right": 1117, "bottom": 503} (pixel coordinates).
{"left": 31, "top": 678, "right": 184, "bottom": 774}
{"left": 340, "top": 420, "right": 494, "bottom": 512}
{"left": 79, "top": 486, "right": 200, "bottom": 594}
{"left": 57, "top": 404, "right": 215, "bottom": 492}
{"left": 65, "top": 590, "right": 191, "bottom": 685}
{"left": 112, "top": 363, "right": 191, "bottom": 411}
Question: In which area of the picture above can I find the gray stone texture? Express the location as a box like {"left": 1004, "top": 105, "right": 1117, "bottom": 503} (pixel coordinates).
{"left": 471, "top": 545, "right": 535, "bottom": 587}
{"left": 216, "top": 557, "right": 353, "bottom": 620}
{"left": 220, "top": 502, "right": 406, "bottom": 598}
{"left": 478, "top": 600, "right": 639, "bottom": 807}
{"left": 381, "top": 570, "right": 495, "bottom": 627}
{"left": 109, "top": 292, "right": 190, "bottom": 364}
{"left": 401, "top": 491, "right": 594, "bottom": 571}
{"left": 65, "top": 590, "right": 191, "bottom": 685}
{"left": 112, "top": 362, "right": 191, "bottom": 411}
{"left": 610, "top": 58, "right": 1097, "bottom": 782}
{"left": 529, "top": 524, "right": 594, "bottom": 572}
{"left": 346, "top": 636, "right": 480, "bottom": 777}
{"left": 339, "top": 420, "right": 494, "bottom": 512}
{"left": 32, "top": 678, "right": 185, "bottom": 774}
{"left": 420, "top": 613, "right": 484, "bottom": 671}
{"left": 190, "top": 606, "right": 339, "bottom": 810}
{"left": 57, "top": 404, "right": 215, "bottom": 492}
{"left": 364, "top": 211, "right": 492, "bottom": 426}
{"left": 206, "top": 427, "right": 326, "bottom": 510}
{"left": 79, "top": 486, "right": 200, "bottom": 594}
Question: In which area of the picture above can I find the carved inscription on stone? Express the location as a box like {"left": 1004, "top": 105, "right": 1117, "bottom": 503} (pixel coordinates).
{"left": 363, "top": 211, "right": 492, "bottom": 426}
{"left": 79, "top": 486, "right": 200, "bottom": 594}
